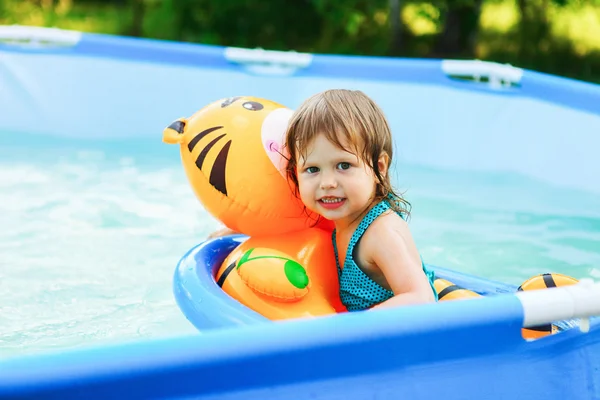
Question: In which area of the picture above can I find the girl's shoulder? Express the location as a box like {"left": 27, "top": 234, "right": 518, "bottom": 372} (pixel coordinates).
{"left": 362, "top": 209, "right": 411, "bottom": 250}
{"left": 360, "top": 206, "right": 422, "bottom": 276}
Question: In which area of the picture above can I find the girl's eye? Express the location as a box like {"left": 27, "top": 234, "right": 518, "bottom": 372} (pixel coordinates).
{"left": 306, "top": 166, "right": 319, "bottom": 174}
{"left": 337, "top": 162, "right": 351, "bottom": 170}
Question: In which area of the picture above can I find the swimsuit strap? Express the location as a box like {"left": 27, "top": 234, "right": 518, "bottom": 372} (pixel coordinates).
{"left": 333, "top": 199, "right": 393, "bottom": 272}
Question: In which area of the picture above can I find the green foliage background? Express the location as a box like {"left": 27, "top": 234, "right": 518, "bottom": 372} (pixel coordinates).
{"left": 1, "top": 0, "right": 599, "bottom": 83}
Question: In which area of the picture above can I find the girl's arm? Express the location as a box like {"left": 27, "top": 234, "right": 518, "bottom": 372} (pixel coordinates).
{"left": 361, "top": 214, "right": 435, "bottom": 310}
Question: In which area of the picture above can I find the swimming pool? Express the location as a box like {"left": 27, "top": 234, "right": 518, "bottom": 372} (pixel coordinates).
{"left": 1, "top": 25, "right": 600, "bottom": 362}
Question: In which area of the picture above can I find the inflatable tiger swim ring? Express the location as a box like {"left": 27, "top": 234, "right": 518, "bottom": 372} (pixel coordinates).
{"left": 435, "top": 273, "right": 579, "bottom": 340}
{"left": 163, "top": 96, "right": 343, "bottom": 320}
{"left": 518, "top": 273, "right": 579, "bottom": 339}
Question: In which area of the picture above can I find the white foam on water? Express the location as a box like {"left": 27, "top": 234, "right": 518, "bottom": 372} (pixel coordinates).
{"left": 0, "top": 150, "right": 219, "bottom": 358}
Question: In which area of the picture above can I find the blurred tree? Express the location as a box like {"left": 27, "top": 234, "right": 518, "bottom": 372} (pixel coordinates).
{"left": 310, "top": 0, "right": 390, "bottom": 54}
{"left": 127, "top": 0, "right": 144, "bottom": 36}
{"left": 388, "top": 0, "right": 403, "bottom": 55}
{"left": 517, "top": 0, "right": 551, "bottom": 61}
{"left": 56, "top": 0, "right": 72, "bottom": 15}
{"left": 141, "top": 0, "right": 392, "bottom": 54}
{"left": 143, "top": 0, "right": 321, "bottom": 48}
{"left": 433, "top": 0, "right": 483, "bottom": 57}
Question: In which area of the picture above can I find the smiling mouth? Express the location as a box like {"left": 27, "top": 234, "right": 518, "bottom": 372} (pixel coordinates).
{"left": 319, "top": 197, "right": 345, "bottom": 204}
{"left": 318, "top": 197, "right": 346, "bottom": 209}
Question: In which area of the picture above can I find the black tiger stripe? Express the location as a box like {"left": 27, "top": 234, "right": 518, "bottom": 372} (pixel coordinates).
{"left": 188, "top": 126, "right": 223, "bottom": 152}
{"left": 221, "top": 97, "right": 241, "bottom": 108}
{"left": 195, "top": 134, "right": 227, "bottom": 171}
{"left": 210, "top": 140, "right": 232, "bottom": 196}
{"left": 525, "top": 324, "right": 553, "bottom": 332}
{"left": 543, "top": 273, "right": 557, "bottom": 288}
{"left": 438, "top": 284, "right": 461, "bottom": 300}
{"left": 217, "top": 260, "right": 237, "bottom": 287}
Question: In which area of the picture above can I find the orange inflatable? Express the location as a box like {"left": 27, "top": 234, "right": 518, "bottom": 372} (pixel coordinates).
{"left": 434, "top": 273, "right": 579, "bottom": 340}
{"left": 163, "top": 96, "right": 341, "bottom": 320}
{"left": 216, "top": 229, "right": 345, "bottom": 319}
{"left": 518, "top": 273, "right": 579, "bottom": 339}
{"left": 434, "top": 279, "right": 482, "bottom": 301}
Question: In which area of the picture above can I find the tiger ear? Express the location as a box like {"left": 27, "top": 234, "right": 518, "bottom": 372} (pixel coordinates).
{"left": 162, "top": 118, "right": 187, "bottom": 144}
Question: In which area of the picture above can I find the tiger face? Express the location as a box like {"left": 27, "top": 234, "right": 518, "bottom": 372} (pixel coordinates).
{"left": 163, "top": 96, "right": 332, "bottom": 237}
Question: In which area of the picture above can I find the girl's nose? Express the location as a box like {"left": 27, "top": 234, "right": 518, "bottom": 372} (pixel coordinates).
{"left": 320, "top": 172, "right": 338, "bottom": 189}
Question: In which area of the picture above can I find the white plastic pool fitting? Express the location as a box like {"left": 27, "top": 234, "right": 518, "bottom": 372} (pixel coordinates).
{"left": 516, "top": 278, "right": 600, "bottom": 333}
{"left": 441, "top": 59, "right": 523, "bottom": 89}
{"left": 224, "top": 46, "right": 313, "bottom": 76}
{"left": 0, "top": 24, "right": 82, "bottom": 47}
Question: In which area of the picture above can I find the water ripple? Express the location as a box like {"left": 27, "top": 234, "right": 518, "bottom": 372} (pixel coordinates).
{"left": 1, "top": 151, "right": 599, "bottom": 359}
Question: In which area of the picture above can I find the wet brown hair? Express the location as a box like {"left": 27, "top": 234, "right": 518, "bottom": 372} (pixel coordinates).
{"left": 285, "top": 89, "right": 411, "bottom": 218}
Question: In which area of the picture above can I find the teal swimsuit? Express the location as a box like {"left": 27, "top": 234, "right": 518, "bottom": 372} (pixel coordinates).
{"left": 333, "top": 197, "right": 438, "bottom": 311}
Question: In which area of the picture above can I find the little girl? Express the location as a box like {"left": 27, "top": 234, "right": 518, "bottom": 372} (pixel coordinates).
{"left": 285, "top": 89, "right": 438, "bottom": 311}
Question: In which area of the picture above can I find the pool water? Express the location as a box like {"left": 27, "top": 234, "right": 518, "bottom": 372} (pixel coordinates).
{"left": 1, "top": 134, "right": 600, "bottom": 359}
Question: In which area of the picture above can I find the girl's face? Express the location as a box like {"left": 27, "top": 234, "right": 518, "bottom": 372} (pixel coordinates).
{"left": 296, "top": 133, "right": 386, "bottom": 228}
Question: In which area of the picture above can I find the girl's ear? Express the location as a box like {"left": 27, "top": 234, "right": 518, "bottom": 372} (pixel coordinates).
{"left": 377, "top": 152, "right": 390, "bottom": 178}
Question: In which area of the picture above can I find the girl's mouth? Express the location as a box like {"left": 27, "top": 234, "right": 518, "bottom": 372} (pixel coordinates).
{"left": 318, "top": 197, "right": 346, "bottom": 210}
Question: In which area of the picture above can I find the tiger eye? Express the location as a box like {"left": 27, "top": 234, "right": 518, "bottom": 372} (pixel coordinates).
{"left": 243, "top": 101, "right": 264, "bottom": 111}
